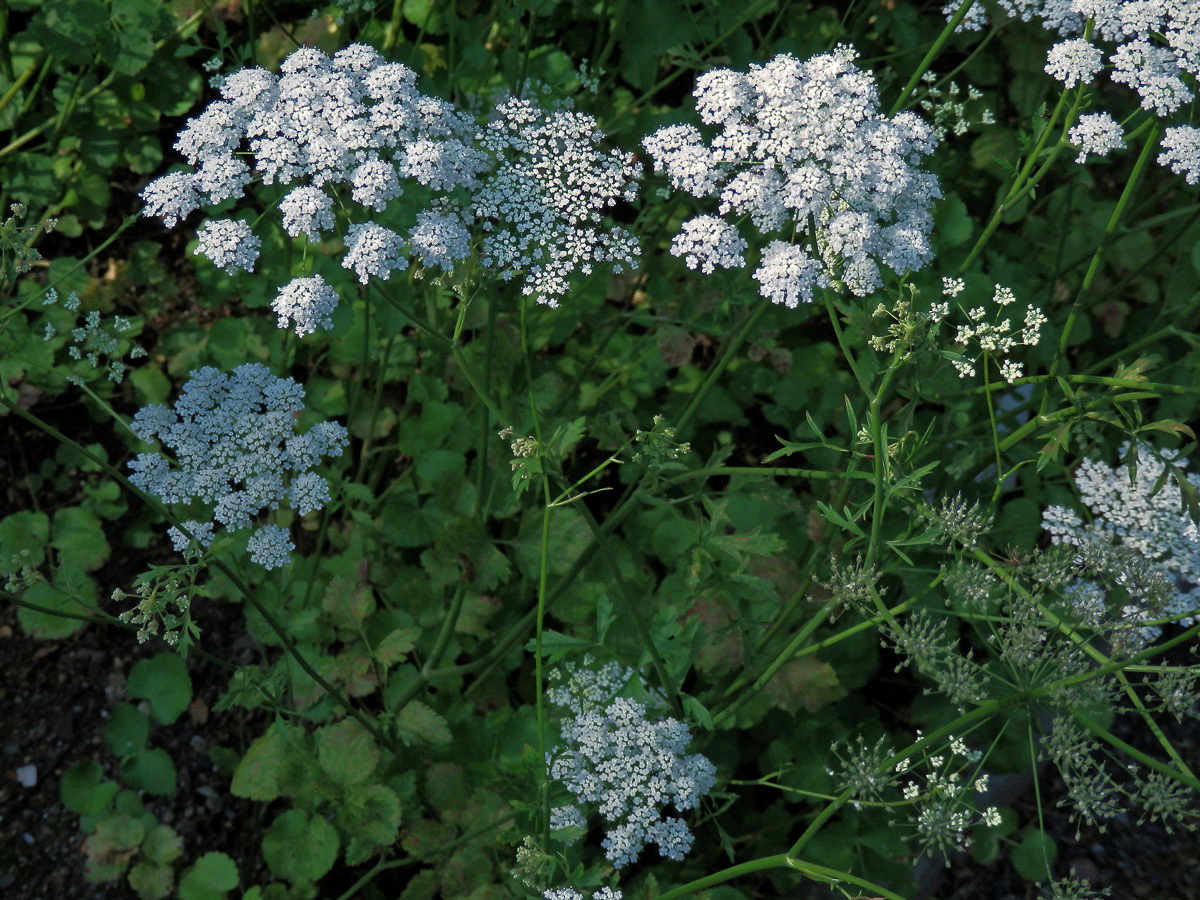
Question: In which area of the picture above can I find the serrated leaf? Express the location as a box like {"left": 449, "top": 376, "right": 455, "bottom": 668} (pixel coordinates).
{"left": 127, "top": 860, "right": 173, "bottom": 900}
{"left": 140, "top": 824, "right": 183, "bottom": 866}
{"left": 262, "top": 810, "right": 339, "bottom": 883}
{"left": 374, "top": 626, "right": 418, "bottom": 666}
{"left": 765, "top": 657, "right": 847, "bottom": 714}
{"left": 316, "top": 719, "right": 379, "bottom": 785}
{"left": 126, "top": 654, "right": 192, "bottom": 725}
{"left": 84, "top": 815, "right": 146, "bottom": 881}
{"left": 337, "top": 784, "right": 403, "bottom": 865}
{"left": 322, "top": 575, "right": 375, "bottom": 630}
{"left": 230, "top": 724, "right": 295, "bottom": 802}
{"left": 396, "top": 701, "right": 451, "bottom": 746}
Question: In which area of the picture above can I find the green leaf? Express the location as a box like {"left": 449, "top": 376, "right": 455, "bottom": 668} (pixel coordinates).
{"left": 127, "top": 861, "right": 173, "bottom": 900}
{"left": 83, "top": 814, "right": 145, "bottom": 881}
{"left": 140, "top": 824, "right": 183, "bottom": 866}
{"left": 60, "top": 760, "right": 118, "bottom": 816}
{"left": 104, "top": 702, "right": 149, "bottom": 757}
{"left": 337, "top": 784, "right": 403, "bottom": 866}
{"left": 51, "top": 506, "right": 110, "bottom": 573}
{"left": 178, "top": 851, "right": 239, "bottom": 900}
{"left": 1009, "top": 826, "right": 1056, "bottom": 882}
{"left": 0, "top": 511, "right": 50, "bottom": 573}
{"left": 230, "top": 723, "right": 296, "bottom": 802}
{"left": 935, "top": 192, "right": 973, "bottom": 248}
{"left": 119, "top": 748, "right": 177, "bottom": 796}
{"left": 374, "top": 626, "right": 418, "bottom": 666}
{"left": 126, "top": 653, "right": 192, "bottom": 725}
{"left": 262, "top": 810, "right": 339, "bottom": 883}
{"left": 396, "top": 700, "right": 451, "bottom": 746}
{"left": 16, "top": 576, "right": 92, "bottom": 640}
{"left": 316, "top": 719, "right": 379, "bottom": 785}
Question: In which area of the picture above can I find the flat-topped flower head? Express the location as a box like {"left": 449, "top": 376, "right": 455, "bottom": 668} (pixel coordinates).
{"left": 128, "top": 363, "right": 348, "bottom": 569}
{"left": 472, "top": 97, "right": 642, "bottom": 306}
{"left": 1043, "top": 442, "right": 1200, "bottom": 644}
{"left": 643, "top": 47, "right": 940, "bottom": 304}
{"left": 545, "top": 661, "right": 715, "bottom": 869}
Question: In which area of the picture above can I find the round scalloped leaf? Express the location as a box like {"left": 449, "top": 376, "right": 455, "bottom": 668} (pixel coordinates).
{"left": 60, "top": 760, "right": 118, "bottom": 816}
{"left": 178, "top": 851, "right": 239, "bottom": 900}
{"left": 316, "top": 719, "right": 379, "bottom": 785}
{"left": 126, "top": 653, "right": 192, "bottom": 725}
{"left": 16, "top": 576, "right": 93, "bottom": 640}
{"left": 119, "top": 749, "right": 177, "bottom": 796}
{"left": 0, "top": 510, "right": 49, "bottom": 574}
{"left": 127, "top": 860, "right": 173, "bottom": 900}
{"left": 261, "top": 809, "right": 339, "bottom": 883}
{"left": 104, "top": 702, "right": 149, "bottom": 758}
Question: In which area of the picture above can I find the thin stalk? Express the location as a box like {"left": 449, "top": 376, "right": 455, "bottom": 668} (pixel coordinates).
{"left": 0, "top": 52, "right": 39, "bottom": 115}
{"left": 520, "top": 294, "right": 553, "bottom": 851}
{"left": 888, "top": 0, "right": 978, "bottom": 115}
{"left": 1043, "top": 121, "right": 1163, "bottom": 411}
{"left": 675, "top": 302, "right": 768, "bottom": 435}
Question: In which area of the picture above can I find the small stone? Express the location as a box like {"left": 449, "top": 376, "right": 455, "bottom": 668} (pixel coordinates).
{"left": 15, "top": 765, "right": 36, "bottom": 787}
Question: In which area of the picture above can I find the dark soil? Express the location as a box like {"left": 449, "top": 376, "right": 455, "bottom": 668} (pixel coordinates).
{"left": 0, "top": 597, "right": 271, "bottom": 900}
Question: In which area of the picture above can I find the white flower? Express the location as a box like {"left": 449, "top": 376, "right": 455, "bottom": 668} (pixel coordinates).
{"left": 1045, "top": 39, "right": 1104, "bottom": 88}
{"left": 473, "top": 97, "right": 641, "bottom": 305}
{"left": 279, "top": 186, "right": 336, "bottom": 240}
{"left": 407, "top": 207, "right": 472, "bottom": 272}
{"left": 128, "top": 363, "right": 348, "bottom": 569}
{"left": 194, "top": 219, "right": 260, "bottom": 274}
{"left": 141, "top": 172, "right": 201, "bottom": 228}
{"left": 643, "top": 49, "right": 941, "bottom": 300}
{"left": 1111, "top": 39, "right": 1193, "bottom": 116}
{"left": 546, "top": 664, "right": 715, "bottom": 870}
{"left": 342, "top": 221, "right": 408, "bottom": 284}
{"left": 753, "top": 241, "right": 828, "bottom": 308}
{"left": 669, "top": 215, "right": 748, "bottom": 274}
{"left": 271, "top": 275, "right": 340, "bottom": 337}
{"left": 1159, "top": 125, "right": 1200, "bottom": 186}
{"left": 1069, "top": 112, "right": 1125, "bottom": 164}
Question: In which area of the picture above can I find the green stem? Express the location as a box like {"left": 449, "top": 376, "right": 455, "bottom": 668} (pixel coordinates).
{"left": 889, "top": 0, "right": 978, "bottom": 115}
{"left": 1043, "top": 121, "right": 1162, "bottom": 411}
{"left": 674, "top": 302, "right": 769, "bottom": 435}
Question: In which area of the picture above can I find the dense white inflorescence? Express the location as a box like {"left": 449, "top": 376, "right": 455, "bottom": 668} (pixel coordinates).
{"left": 1068, "top": 112, "right": 1125, "bottom": 163}
{"left": 1159, "top": 125, "right": 1200, "bottom": 186}
{"left": 143, "top": 43, "right": 643, "bottom": 315}
{"left": 1044, "top": 38, "right": 1104, "bottom": 88}
{"left": 194, "top": 219, "right": 260, "bottom": 274}
{"left": 546, "top": 661, "right": 716, "bottom": 869}
{"left": 642, "top": 47, "right": 940, "bottom": 304}
{"left": 127, "top": 363, "right": 349, "bottom": 569}
{"left": 472, "top": 97, "right": 641, "bottom": 305}
{"left": 271, "top": 275, "right": 341, "bottom": 337}
{"left": 1043, "top": 442, "right": 1200, "bottom": 643}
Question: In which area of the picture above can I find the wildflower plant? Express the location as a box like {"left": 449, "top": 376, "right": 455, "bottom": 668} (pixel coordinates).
{"left": 6, "top": 4, "right": 1200, "bottom": 900}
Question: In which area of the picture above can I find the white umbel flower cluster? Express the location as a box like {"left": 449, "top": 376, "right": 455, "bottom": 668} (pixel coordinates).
{"left": 127, "top": 363, "right": 349, "bottom": 569}
{"left": 1159, "top": 126, "right": 1200, "bottom": 186}
{"left": 1043, "top": 442, "right": 1200, "bottom": 641}
{"left": 642, "top": 47, "right": 940, "bottom": 304}
{"left": 473, "top": 97, "right": 641, "bottom": 306}
{"left": 943, "top": 281, "right": 1045, "bottom": 382}
{"left": 1069, "top": 112, "right": 1125, "bottom": 163}
{"left": 194, "top": 219, "right": 260, "bottom": 274}
{"left": 271, "top": 275, "right": 341, "bottom": 337}
{"left": 546, "top": 661, "right": 716, "bottom": 869}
